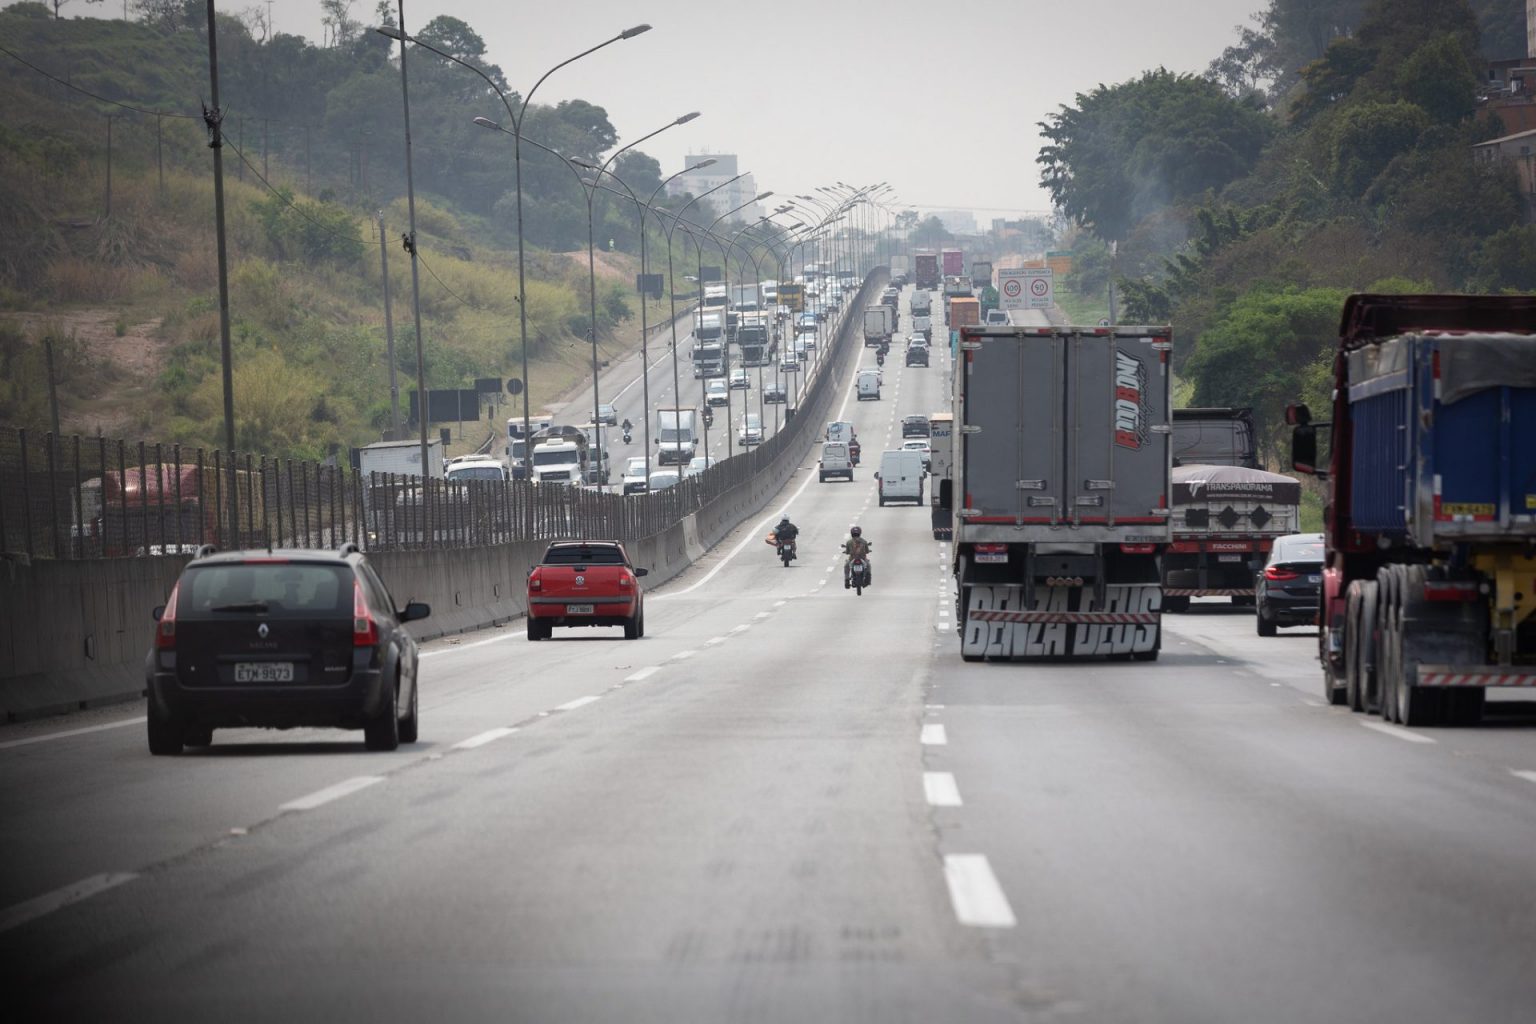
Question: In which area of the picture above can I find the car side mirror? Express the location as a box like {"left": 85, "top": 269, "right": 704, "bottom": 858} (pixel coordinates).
{"left": 400, "top": 601, "right": 431, "bottom": 623}
{"left": 635, "top": 567, "right": 649, "bottom": 577}
{"left": 152, "top": 605, "right": 164, "bottom": 621}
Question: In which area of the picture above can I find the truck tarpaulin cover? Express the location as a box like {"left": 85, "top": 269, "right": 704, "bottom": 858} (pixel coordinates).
{"left": 1171, "top": 465, "right": 1301, "bottom": 505}
{"left": 1438, "top": 334, "right": 1536, "bottom": 405}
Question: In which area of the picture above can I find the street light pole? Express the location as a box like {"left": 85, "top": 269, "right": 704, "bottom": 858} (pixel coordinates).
{"left": 202, "top": 0, "right": 239, "bottom": 545}
{"left": 381, "top": 20, "right": 651, "bottom": 479}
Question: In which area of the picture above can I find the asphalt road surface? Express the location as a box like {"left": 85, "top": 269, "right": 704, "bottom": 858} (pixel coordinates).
{"left": 4, "top": 290, "right": 1535, "bottom": 1022}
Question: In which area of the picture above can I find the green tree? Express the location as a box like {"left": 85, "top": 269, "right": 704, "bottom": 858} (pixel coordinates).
{"left": 1470, "top": 226, "right": 1536, "bottom": 291}
{"left": 1394, "top": 34, "right": 1480, "bottom": 124}
{"left": 911, "top": 216, "right": 949, "bottom": 247}
{"left": 1326, "top": 100, "right": 1430, "bottom": 196}
{"left": 1038, "top": 69, "right": 1273, "bottom": 241}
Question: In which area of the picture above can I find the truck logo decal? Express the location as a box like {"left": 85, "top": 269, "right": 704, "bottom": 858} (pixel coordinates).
{"left": 962, "top": 585, "right": 1161, "bottom": 657}
{"left": 1114, "top": 351, "right": 1149, "bottom": 451}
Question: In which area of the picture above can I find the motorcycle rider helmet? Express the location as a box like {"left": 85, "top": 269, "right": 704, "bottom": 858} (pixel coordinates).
{"left": 849, "top": 525, "right": 862, "bottom": 537}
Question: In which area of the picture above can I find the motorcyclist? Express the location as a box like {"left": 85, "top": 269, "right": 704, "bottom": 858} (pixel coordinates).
{"left": 841, "top": 524, "right": 872, "bottom": 588}
{"left": 773, "top": 515, "right": 799, "bottom": 546}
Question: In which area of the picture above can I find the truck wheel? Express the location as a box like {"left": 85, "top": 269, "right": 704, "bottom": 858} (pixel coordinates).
{"left": 1163, "top": 595, "right": 1190, "bottom": 614}
{"left": 1358, "top": 581, "right": 1380, "bottom": 714}
{"left": 1394, "top": 566, "right": 1445, "bottom": 727}
{"left": 1343, "top": 583, "right": 1364, "bottom": 711}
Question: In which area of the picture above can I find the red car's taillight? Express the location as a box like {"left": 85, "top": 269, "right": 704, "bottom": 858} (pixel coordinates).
{"left": 156, "top": 582, "right": 180, "bottom": 650}
{"left": 1264, "top": 566, "right": 1299, "bottom": 582}
{"left": 528, "top": 569, "right": 542, "bottom": 592}
{"left": 353, "top": 579, "right": 379, "bottom": 647}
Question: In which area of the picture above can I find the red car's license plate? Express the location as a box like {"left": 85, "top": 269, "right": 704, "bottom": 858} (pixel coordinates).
{"left": 565, "top": 604, "right": 595, "bottom": 615}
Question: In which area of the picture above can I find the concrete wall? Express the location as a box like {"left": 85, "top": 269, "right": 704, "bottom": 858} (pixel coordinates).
{"left": 0, "top": 270, "right": 885, "bottom": 722}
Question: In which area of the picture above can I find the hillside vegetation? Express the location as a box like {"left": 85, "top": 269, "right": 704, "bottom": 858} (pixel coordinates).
{"left": 1039, "top": 0, "right": 1534, "bottom": 461}
{"left": 0, "top": 3, "right": 703, "bottom": 458}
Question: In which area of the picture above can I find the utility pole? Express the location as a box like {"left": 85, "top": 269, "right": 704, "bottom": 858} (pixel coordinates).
{"left": 392, "top": 0, "right": 431, "bottom": 486}
{"left": 44, "top": 336, "right": 61, "bottom": 442}
{"left": 378, "top": 211, "right": 402, "bottom": 439}
{"left": 204, "top": 0, "right": 241, "bottom": 546}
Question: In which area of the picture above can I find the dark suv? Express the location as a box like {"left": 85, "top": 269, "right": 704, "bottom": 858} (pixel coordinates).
{"left": 145, "top": 544, "right": 430, "bottom": 755}
{"left": 1254, "top": 533, "right": 1325, "bottom": 636}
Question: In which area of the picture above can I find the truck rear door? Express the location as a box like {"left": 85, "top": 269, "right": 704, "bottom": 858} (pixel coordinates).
{"left": 1066, "top": 330, "right": 1172, "bottom": 536}
{"left": 959, "top": 328, "right": 1064, "bottom": 525}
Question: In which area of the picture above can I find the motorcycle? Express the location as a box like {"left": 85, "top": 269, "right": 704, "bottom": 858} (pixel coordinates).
{"left": 622, "top": 430, "right": 633, "bottom": 444}
{"left": 846, "top": 557, "right": 871, "bottom": 595}
{"left": 876, "top": 351, "right": 885, "bottom": 367}
{"left": 778, "top": 539, "right": 796, "bottom": 567}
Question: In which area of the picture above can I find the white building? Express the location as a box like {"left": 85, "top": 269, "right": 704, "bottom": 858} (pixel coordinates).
{"left": 1528, "top": 0, "right": 1535, "bottom": 58}
{"left": 668, "top": 153, "right": 761, "bottom": 224}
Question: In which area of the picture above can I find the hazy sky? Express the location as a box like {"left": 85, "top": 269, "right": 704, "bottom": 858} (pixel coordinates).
{"left": 60, "top": 0, "right": 1269, "bottom": 216}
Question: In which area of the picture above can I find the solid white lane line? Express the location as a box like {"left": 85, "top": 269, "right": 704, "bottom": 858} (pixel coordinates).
{"left": 454, "top": 727, "right": 518, "bottom": 750}
{"left": 672, "top": 650, "right": 697, "bottom": 661}
{"left": 0, "top": 873, "right": 139, "bottom": 935}
{"left": 943, "top": 855, "right": 1017, "bottom": 928}
{"left": 554, "top": 696, "right": 600, "bottom": 712}
{"left": 0, "top": 716, "right": 145, "bottom": 751}
{"left": 1360, "top": 721, "right": 1437, "bottom": 745}
{"left": 625, "top": 667, "right": 661, "bottom": 682}
{"left": 924, "top": 772, "right": 964, "bottom": 807}
{"left": 280, "top": 776, "right": 385, "bottom": 812}
{"left": 421, "top": 630, "right": 524, "bottom": 659}
{"left": 920, "top": 723, "right": 948, "bottom": 746}
{"left": 1510, "top": 770, "right": 1536, "bottom": 785}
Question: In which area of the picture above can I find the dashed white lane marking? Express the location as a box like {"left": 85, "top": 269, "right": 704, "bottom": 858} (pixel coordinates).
{"left": 454, "top": 727, "right": 518, "bottom": 750}
{"left": 554, "top": 696, "right": 600, "bottom": 712}
{"left": 1360, "top": 721, "right": 1437, "bottom": 745}
{"left": 0, "top": 872, "right": 139, "bottom": 935}
{"left": 0, "top": 716, "right": 146, "bottom": 750}
{"left": 728, "top": 624, "right": 750, "bottom": 635}
{"left": 754, "top": 611, "right": 772, "bottom": 620}
{"left": 280, "top": 776, "right": 385, "bottom": 812}
{"left": 421, "top": 630, "right": 524, "bottom": 659}
{"left": 1510, "top": 770, "right": 1536, "bottom": 785}
{"left": 920, "top": 723, "right": 948, "bottom": 746}
{"left": 774, "top": 600, "right": 788, "bottom": 608}
{"left": 924, "top": 772, "right": 964, "bottom": 807}
{"left": 943, "top": 854, "right": 1017, "bottom": 928}
{"left": 819, "top": 578, "right": 828, "bottom": 586}
{"left": 625, "top": 667, "right": 661, "bottom": 683}
{"left": 704, "top": 637, "right": 727, "bottom": 647}
{"left": 672, "top": 650, "right": 697, "bottom": 661}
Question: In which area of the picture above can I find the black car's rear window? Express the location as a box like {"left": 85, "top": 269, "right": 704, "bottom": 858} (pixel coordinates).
{"left": 182, "top": 563, "right": 350, "bottom": 616}
{"left": 1276, "top": 540, "right": 1325, "bottom": 562}
{"left": 543, "top": 546, "right": 625, "bottom": 566}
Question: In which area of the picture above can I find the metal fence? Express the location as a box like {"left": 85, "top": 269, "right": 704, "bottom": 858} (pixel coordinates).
{"left": 0, "top": 271, "right": 879, "bottom": 562}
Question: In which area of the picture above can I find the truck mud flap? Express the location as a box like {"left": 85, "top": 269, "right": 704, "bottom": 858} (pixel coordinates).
{"left": 962, "top": 585, "right": 1161, "bottom": 659}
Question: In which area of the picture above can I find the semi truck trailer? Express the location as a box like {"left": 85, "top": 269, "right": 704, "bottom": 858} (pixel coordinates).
{"left": 943, "top": 323, "right": 1173, "bottom": 660}
{"left": 914, "top": 251, "right": 939, "bottom": 291}
{"left": 1289, "top": 293, "right": 1536, "bottom": 724}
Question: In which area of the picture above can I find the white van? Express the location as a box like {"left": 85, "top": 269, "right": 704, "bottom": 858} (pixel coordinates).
{"left": 819, "top": 441, "right": 854, "bottom": 482}
{"left": 856, "top": 369, "right": 882, "bottom": 401}
{"left": 875, "top": 449, "right": 925, "bottom": 506}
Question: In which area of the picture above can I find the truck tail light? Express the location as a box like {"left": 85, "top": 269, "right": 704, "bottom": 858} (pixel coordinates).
{"left": 353, "top": 579, "right": 379, "bottom": 647}
{"left": 156, "top": 582, "right": 181, "bottom": 650}
{"left": 1119, "top": 543, "right": 1156, "bottom": 554}
{"left": 1264, "top": 566, "right": 1299, "bottom": 582}
{"left": 1423, "top": 580, "right": 1479, "bottom": 602}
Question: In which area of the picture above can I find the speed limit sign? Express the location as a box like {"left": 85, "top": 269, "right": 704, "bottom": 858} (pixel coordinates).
{"left": 998, "top": 267, "right": 1053, "bottom": 310}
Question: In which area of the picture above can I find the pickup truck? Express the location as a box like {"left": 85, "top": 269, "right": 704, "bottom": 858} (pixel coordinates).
{"left": 526, "top": 540, "right": 648, "bottom": 640}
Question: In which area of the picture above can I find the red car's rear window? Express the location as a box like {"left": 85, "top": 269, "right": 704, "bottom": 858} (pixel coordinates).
{"left": 543, "top": 546, "right": 625, "bottom": 566}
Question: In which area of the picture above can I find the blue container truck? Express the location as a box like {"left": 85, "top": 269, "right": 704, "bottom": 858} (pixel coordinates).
{"left": 1289, "top": 294, "right": 1536, "bottom": 725}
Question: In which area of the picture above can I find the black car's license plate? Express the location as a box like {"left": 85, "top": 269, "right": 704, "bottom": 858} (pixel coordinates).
{"left": 235, "top": 662, "right": 293, "bottom": 683}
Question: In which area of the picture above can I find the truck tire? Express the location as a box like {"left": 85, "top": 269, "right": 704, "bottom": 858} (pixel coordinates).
{"left": 1163, "top": 595, "right": 1190, "bottom": 614}
{"left": 1388, "top": 565, "right": 1444, "bottom": 727}
{"left": 1357, "top": 581, "right": 1380, "bottom": 714}
{"left": 1343, "top": 583, "right": 1365, "bottom": 711}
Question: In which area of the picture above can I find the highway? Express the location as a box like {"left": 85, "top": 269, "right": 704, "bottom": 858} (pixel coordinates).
{"left": 536, "top": 296, "right": 834, "bottom": 485}
{"left": 4, "top": 289, "right": 1536, "bottom": 1022}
